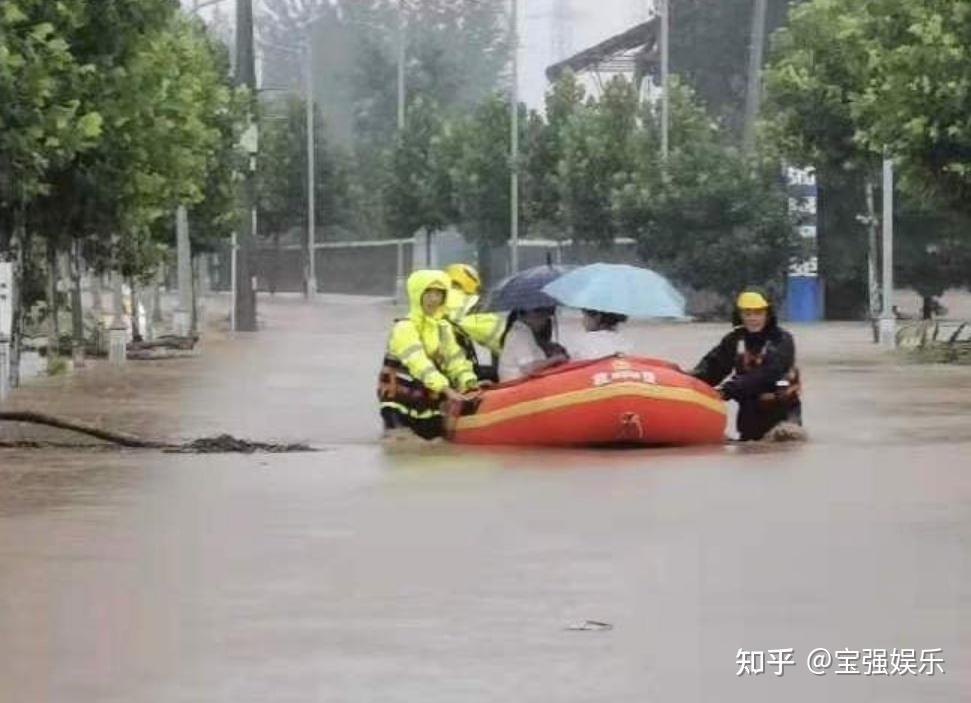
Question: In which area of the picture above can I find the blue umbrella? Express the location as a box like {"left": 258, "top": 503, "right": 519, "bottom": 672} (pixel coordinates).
{"left": 541, "top": 263, "right": 686, "bottom": 318}
{"left": 481, "top": 264, "right": 571, "bottom": 312}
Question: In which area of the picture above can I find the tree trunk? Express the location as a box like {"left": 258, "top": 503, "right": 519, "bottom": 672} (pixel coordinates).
{"left": 70, "top": 240, "right": 84, "bottom": 345}
{"left": 922, "top": 295, "right": 934, "bottom": 320}
{"left": 152, "top": 264, "right": 164, "bottom": 324}
{"left": 47, "top": 240, "right": 60, "bottom": 354}
{"left": 271, "top": 231, "right": 280, "bottom": 295}
{"left": 9, "top": 204, "right": 26, "bottom": 389}
{"left": 190, "top": 255, "right": 199, "bottom": 334}
{"left": 129, "top": 276, "right": 142, "bottom": 342}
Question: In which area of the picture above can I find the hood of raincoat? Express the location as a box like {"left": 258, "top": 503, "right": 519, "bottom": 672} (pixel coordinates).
{"left": 406, "top": 269, "right": 451, "bottom": 325}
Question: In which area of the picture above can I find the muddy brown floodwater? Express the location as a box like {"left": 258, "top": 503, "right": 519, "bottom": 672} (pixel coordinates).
{"left": 1, "top": 295, "right": 969, "bottom": 702}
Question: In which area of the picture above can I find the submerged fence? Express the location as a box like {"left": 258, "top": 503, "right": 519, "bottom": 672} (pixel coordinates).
{"left": 207, "top": 233, "right": 643, "bottom": 300}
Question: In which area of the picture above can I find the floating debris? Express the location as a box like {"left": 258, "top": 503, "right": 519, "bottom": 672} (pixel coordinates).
{"left": 167, "top": 434, "right": 317, "bottom": 454}
{"left": 565, "top": 620, "right": 613, "bottom": 632}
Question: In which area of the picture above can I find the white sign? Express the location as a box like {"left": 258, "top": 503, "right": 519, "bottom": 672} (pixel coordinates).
{"left": 0, "top": 262, "right": 13, "bottom": 337}
{"left": 785, "top": 166, "right": 816, "bottom": 187}
{"left": 788, "top": 256, "right": 819, "bottom": 277}
{"left": 788, "top": 197, "right": 818, "bottom": 216}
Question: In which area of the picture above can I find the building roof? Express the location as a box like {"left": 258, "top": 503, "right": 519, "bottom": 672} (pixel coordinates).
{"left": 545, "top": 17, "right": 660, "bottom": 83}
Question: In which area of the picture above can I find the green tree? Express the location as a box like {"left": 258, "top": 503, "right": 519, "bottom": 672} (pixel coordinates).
{"left": 384, "top": 96, "right": 456, "bottom": 240}
{"left": 27, "top": 6, "right": 236, "bottom": 265}
{"left": 762, "top": 0, "right": 879, "bottom": 318}
{"left": 763, "top": 0, "right": 971, "bottom": 317}
{"left": 850, "top": 0, "right": 971, "bottom": 217}
{"left": 521, "top": 71, "right": 586, "bottom": 237}
{"left": 615, "top": 81, "right": 794, "bottom": 304}
{"left": 668, "top": 0, "right": 793, "bottom": 137}
{"left": 258, "top": 97, "right": 309, "bottom": 241}
{"left": 558, "top": 76, "right": 639, "bottom": 246}
{"left": 445, "top": 94, "right": 520, "bottom": 280}
{"left": 895, "top": 201, "right": 971, "bottom": 318}
{"left": 0, "top": 0, "right": 102, "bottom": 239}
{"left": 24, "top": 5, "right": 245, "bottom": 345}
{"left": 259, "top": 94, "right": 352, "bottom": 236}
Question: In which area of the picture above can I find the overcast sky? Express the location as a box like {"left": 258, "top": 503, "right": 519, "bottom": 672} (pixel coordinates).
{"left": 520, "top": 0, "right": 654, "bottom": 108}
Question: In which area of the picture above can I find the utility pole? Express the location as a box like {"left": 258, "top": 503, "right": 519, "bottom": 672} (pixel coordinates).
{"left": 397, "top": 0, "right": 406, "bottom": 131}
{"left": 235, "top": 0, "right": 258, "bottom": 331}
{"left": 659, "top": 0, "right": 669, "bottom": 161}
{"left": 879, "top": 156, "right": 895, "bottom": 348}
{"left": 509, "top": 0, "right": 520, "bottom": 274}
{"left": 304, "top": 39, "right": 317, "bottom": 299}
{"left": 742, "top": 0, "right": 768, "bottom": 153}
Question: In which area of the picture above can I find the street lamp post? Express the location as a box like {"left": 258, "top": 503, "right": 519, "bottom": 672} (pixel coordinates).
{"left": 397, "top": 0, "right": 406, "bottom": 132}
{"left": 304, "top": 39, "right": 317, "bottom": 298}
{"left": 743, "top": 0, "right": 768, "bottom": 154}
{"left": 509, "top": 0, "right": 520, "bottom": 274}
{"left": 257, "top": 37, "right": 318, "bottom": 300}
{"left": 234, "top": 0, "right": 259, "bottom": 332}
{"left": 659, "top": 0, "right": 669, "bottom": 161}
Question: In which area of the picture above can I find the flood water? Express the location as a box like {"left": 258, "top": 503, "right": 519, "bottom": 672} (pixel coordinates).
{"left": 1, "top": 296, "right": 969, "bottom": 702}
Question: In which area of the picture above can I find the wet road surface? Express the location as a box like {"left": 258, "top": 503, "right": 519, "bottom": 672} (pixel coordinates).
{"left": 1, "top": 295, "right": 969, "bottom": 702}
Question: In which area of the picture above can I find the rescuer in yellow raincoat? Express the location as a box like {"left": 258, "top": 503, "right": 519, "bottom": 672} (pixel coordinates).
{"left": 443, "top": 263, "right": 504, "bottom": 382}
{"left": 377, "top": 269, "right": 479, "bottom": 439}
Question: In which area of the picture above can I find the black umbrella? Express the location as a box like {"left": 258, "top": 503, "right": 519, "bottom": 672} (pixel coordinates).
{"left": 481, "top": 264, "right": 572, "bottom": 312}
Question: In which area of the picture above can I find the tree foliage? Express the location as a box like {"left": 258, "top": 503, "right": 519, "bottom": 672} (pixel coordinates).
{"left": 668, "top": 0, "right": 792, "bottom": 136}
{"left": 445, "top": 94, "right": 517, "bottom": 249}
{"left": 384, "top": 96, "right": 456, "bottom": 239}
{"left": 557, "top": 77, "right": 639, "bottom": 247}
{"left": 764, "top": 0, "right": 971, "bottom": 312}
{"left": 257, "top": 94, "right": 351, "bottom": 242}
{"left": 615, "top": 80, "right": 794, "bottom": 302}
{"left": 1, "top": 0, "right": 246, "bottom": 351}
{"left": 0, "top": 0, "right": 102, "bottom": 218}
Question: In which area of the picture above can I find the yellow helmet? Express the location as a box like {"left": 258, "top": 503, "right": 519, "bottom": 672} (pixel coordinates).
{"left": 445, "top": 263, "right": 481, "bottom": 295}
{"left": 736, "top": 291, "right": 770, "bottom": 310}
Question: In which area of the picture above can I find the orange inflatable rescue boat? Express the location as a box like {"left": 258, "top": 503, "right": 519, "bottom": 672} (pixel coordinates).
{"left": 446, "top": 355, "right": 726, "bottom": 447}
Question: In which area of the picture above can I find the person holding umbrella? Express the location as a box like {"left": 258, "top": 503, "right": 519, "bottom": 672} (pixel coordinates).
{"left": 542, "top": 263, "right": 686, "bottom": 360}
{"left": 572, "top": 309, "right": 633, "bottom": 360}
{"left": 497, "top": 307, "right": 569, "bottom": 381}
{"left": 479, "top": 263, "right": 572, "bottom": 382}
{"left": 690, "top": 290, "right": 804, "bottom": 441}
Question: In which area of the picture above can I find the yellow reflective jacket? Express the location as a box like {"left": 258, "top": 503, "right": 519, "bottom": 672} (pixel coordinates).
{"left": 385, "top": 270, "right": 478, "bottom": 394}
{"left": 445, "top": 288, "right": 505, "bottom": 355}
